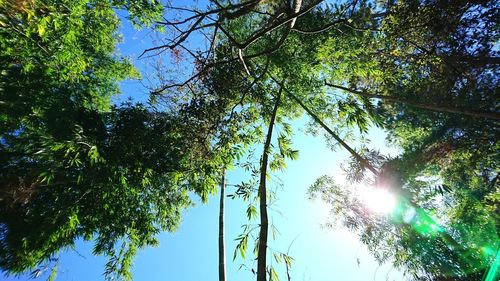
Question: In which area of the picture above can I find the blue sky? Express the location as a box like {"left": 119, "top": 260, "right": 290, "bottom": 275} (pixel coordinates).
{"left": 1, "top": 3, "right": 408, "bottom": 280}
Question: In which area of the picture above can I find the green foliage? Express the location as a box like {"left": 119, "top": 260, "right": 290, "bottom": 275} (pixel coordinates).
{"left": 0, "top": 0, "right": 138, "bottom": 134}
{"left": 234, "top": 224, "right": 256, "bottom": 261}
{"left": 309, "top": 173, "right": 498, "bottom": 280}
{"left": 0, "top": 0, "right": 224, "bottom": 279}
{"left": 150, "top": 0, "right": 499, "bottom": 279}
{"left": 305, "top": 0, "right": 499, "bottom": 280}
{"left": 2, "top": 0, "right": 497, "bottom": 280}
{"left": 0, "top": 103, "right": 227, "bottom": 278}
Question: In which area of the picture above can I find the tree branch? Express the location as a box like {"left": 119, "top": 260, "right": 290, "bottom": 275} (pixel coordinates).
{"left": 325, "top": 82, "right": 500, "bottom": 120}
{"left": 272, "top": 77, "right": 379, "bottom": 175}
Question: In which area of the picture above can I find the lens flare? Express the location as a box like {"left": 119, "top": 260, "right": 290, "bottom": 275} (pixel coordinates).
{"left": 361, "top": 188, "right": 397, "bottom": 214}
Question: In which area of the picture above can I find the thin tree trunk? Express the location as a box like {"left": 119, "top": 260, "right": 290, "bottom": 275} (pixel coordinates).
{"left": 257, "top": 90, "right": 282, "bottom": 281}
{"left": 218, "top": 170, "right": 226, "bottom": 281}
{"left": 325, "top": 83, "right": 500, "bottom": 120}
{"left": 450, "top": 55, "right": 500, "bottom": 66}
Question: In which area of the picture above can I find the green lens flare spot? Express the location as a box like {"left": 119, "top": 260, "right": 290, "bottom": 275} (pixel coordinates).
{"left": 484, "top": 249, "right": 500, "bottom": 281}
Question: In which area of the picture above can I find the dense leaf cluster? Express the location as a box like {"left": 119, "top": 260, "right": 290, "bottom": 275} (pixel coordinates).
{"left": 1, "top": 0, "right": 498, "bottom": 280}
{"left": 0, "top": 0, "right": 225, "bottom": 280}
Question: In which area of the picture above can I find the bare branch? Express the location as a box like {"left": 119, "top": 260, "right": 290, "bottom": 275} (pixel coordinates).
{"left": 235, "top": 0, "right": 323, "bottom": 50}
{"left": 238, "top": 49, "right": 251, "bottom": 75}
{"left": 151, "top": 71, "right": 204, "bottom": 94}
{"left": 292, "top": 19, "right": 346, "bottom": 34}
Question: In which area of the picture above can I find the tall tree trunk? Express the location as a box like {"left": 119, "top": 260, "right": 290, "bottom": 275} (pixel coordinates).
{"left": 218, "top": 170, "right": 226, "bottom": 281}
{"left": 257, "top": 90, "right": 282, "bottom": 281}
{"left": 325, "top": 83, "right": 500, "bottom": 120}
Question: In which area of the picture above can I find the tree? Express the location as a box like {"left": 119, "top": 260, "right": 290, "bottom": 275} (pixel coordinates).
{"left": 148, "top": 1, "right": 498, "bottom": 280}
{"left": 143, "top": 2, "right": 379, "bottom": 280}
{"left": 0, "top": 0, "right": 231, "bottom": 279}
{"left": 145, "top": 2, "right": 375, "bottom": 280}
{"left": 219, "top": 170, "right": 226, "bottom": 281}
{"left": 306, "top": 0, "right": 499, "bottom": 279}
{"left": 256, "top": 88, "right": 282, "bottom": 281}
{"left": 3, "top": 0, "right": 497, "bottom": 280}
{"left": 1, "top": 103, "right": 225, "bottom": 278}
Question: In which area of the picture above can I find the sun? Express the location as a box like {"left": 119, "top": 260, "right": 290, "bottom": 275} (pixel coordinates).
{"left": 360, "top": 188, "right": 397, "bottom": 214}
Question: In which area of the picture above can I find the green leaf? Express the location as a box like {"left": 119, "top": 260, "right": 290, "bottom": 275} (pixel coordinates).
{"left": 269, "top": 267, "right": 279, "bottom": 281}
{"left": 246, "top": 204, "right": 258, "bottom": 220}
{"left": 273, "top": 252, "right": 282, "bottom": 263}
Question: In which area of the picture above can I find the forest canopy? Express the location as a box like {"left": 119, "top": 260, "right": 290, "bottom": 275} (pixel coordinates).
{"left": 0, "top": 0, "right": 498, "bottom": 281}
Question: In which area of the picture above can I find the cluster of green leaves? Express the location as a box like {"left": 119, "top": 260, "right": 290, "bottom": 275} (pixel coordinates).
{"left": 138, "top": 0, "right": 499, "bottom": 279}
{"left": 308, "top": 0, "right": 499, "bottom": 280}
{"left": 1, "top": 0, "right": 164, "bottom": 126}
{"left": 0, "top": 0, "right": 234, "bottom": 280}
{"left": 1, "top": 0, "right": 497, "bottom": 280}
{"left": 172, "top": 2, "right": 420, "bottom": 279}
{"left": 1, "top": 98, "right": 238, "bottom": 277}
